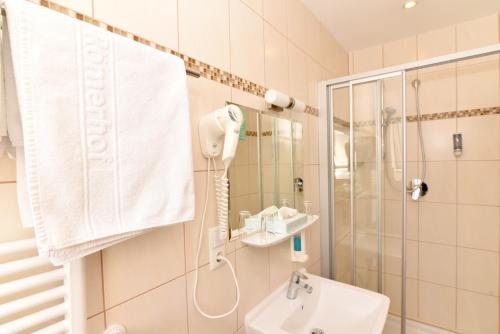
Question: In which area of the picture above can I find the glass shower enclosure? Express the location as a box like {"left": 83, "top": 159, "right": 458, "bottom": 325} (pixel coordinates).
{"left": 320, "top": 44, "right": 500, "bottom": 334}
{"left": 327, "top": 72, "right": 407, "bottom": 332}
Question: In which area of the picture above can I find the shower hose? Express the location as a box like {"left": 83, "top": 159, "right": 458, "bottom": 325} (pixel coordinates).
{"left": 193, "top": 158, "right": 240, "bottom": 319}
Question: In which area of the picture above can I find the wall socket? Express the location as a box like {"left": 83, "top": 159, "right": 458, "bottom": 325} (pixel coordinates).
{"left": 208, "top": 227, "right": 225, "bottom": 271}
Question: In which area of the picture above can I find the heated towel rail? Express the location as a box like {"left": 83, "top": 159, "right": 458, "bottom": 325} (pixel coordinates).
{"left": 0, "top": 238, "right": 86, "bottom": 334}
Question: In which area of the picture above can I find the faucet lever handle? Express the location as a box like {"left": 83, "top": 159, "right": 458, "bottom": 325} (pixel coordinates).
{"left": 292, "top": 271, "right": 308, "bottom": 280}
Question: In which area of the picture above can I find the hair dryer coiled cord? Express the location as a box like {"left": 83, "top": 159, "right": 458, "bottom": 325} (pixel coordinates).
{"left": 214, "top": 166, "right": 230, "bottom": 240}
{"left": 192, "top": 158, "right": 240, "bottom": 319}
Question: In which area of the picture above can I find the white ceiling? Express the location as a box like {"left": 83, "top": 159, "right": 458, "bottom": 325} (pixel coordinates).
{"left": 303, "top": 0, "right": 500, "bottom": 51}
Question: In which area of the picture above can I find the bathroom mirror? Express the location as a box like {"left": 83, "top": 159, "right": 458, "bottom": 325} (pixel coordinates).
{"left": 227, "top": 106, "right": 260, "bottom": 235}
{"left": 227, "top": 104, "right": 304, "bottom": 239}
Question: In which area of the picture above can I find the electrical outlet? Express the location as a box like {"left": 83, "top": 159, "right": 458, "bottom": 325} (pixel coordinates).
{"left": 208, "top": 227, "right": 225, "bottom": 271}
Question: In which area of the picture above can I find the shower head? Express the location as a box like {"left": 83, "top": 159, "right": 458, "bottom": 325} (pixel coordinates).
{"left": 412, "top": 79, "right": 421, "bottom": 89}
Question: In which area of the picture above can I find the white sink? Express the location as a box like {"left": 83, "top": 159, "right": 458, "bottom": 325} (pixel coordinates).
{"left": 245, "top": 272, "right": 390, "bottom": 334}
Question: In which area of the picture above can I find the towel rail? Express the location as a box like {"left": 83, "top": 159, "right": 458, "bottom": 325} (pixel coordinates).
{"left": 0, "top": 303, "right": 67, "bottom": 334}
{"left": 0, "top": 6, "right": 201, "bottom": 79}
{"left": 0, "top": 238, "right": 86, "bottom": 334}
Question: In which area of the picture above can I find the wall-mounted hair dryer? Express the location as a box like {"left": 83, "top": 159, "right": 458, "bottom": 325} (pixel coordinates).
{"left": 198, "top": 104, "right": 243, "bottom": 171}
{"left": 193, "top": 104, "right": 242, "bottom": 320}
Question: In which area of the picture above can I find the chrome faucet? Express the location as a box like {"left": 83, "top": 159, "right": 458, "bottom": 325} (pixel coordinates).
{"left": 286, "top": 271, "right": 313, "bottom": 300}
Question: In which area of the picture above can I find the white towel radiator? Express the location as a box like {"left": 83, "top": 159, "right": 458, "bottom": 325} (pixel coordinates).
{"left": 0, "top": 238, "right": 86, "bottom": 334}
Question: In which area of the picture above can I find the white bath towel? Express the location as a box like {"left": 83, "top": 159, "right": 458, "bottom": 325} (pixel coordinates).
{"left": 2, "top": 0, "right": 195, "bottom": 265}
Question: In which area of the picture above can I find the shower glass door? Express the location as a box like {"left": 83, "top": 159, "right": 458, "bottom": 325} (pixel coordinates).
{"left": 330, "top": 71, "right": 407, "bottom": 333}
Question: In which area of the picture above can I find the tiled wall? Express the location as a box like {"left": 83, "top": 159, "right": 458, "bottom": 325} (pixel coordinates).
{"left": 0, "top": 0, "right": 349, "bottom": 333}
{"left": 349, "top": 14, "right": 500, "bottom": 334}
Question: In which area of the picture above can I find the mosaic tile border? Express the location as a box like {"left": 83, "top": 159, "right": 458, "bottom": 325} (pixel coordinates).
{"left": 29, "top": 0, "right": 320, "bottom": 117}
{"left": 333, "top": 106, "right": 500, "bottom": 128}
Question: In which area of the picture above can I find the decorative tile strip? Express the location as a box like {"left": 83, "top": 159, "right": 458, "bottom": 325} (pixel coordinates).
{"left": 30, "top": 0, "right": 314, "bottom": 116}
{"left": 245, "top": 130, "right": 257, "bottom": 137}
{"left": 261, "top": 131, "right": 273, "bottom": 137}
{"left": 339, "top": 106, "right": 500, "bottom": 128}
{"left": 407, "top": 106, "right": 500, "bottom": 122}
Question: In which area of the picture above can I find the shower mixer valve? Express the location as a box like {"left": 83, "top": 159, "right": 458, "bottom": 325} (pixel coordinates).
{"left": 407, "top": 178, "right": 428, "bottom": 201}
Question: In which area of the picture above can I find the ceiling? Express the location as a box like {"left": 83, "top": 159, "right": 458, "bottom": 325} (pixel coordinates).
{"left": 303, "top": 0, "right": 500, "bottom": 51}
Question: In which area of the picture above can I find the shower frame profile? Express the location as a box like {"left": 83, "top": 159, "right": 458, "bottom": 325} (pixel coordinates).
{"left": 318, "top": 43, "right": 500, "bottom": 334}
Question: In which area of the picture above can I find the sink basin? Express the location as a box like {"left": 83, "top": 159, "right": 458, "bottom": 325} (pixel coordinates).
{"left": 245, "top": 272, "right": 390, "bottom": 334}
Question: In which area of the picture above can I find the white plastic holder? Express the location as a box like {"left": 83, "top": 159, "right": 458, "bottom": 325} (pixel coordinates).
{"left": 290, "top": 231, "right": 308, "bottom": 263}
{"left": 208, "top": 226, "right": 226, "bottom": 271}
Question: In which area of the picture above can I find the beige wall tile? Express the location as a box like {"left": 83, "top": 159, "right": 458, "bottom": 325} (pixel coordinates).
{"left": 307, "top": 115, "right": 319, "bottom": 165}
{"left": 85, "top": 252, "right": 104, "bottom": 317}
{"left": 419, "top": 242, "right": 456, "bottom": 287}
{"left": 355, "top": 233, "right": 377, "bottom": 271}
{"left": 419, "top": 118, "right": 457, "bottom": 161}
{"left": 187, "top": 77, "right": 231, "bottom": 172}
{"left": 383, "top": 36, "right": 417, "bottom": 67}
{"left": 406, "top": 122, "right": 419, "bottom": 162}
{"left": 230, "top": 0, "right": 265, "bottom": 85}
{"left": 106, "top": 276, "right": 188, "bottom": 334}
{"left": 320, "top": 25, "right": 337, "bottom": 74}
{"left": 457, "top": 247, "right": 499, "bottom": 296}
{"left": 355, "top": 267, "right": 378, "bottom": 291}
{"left": 185, "top": 171, "right": 219, "bottom": 272}
{"left": 0, "top": 157, "right": 16, "bottom": 182}
{"left": 457, "top": 114, "right": 500, "bottom": 161}
{"left": 384, "top": 199, "right": 418, "bottom": 240}
{"left": 269, "top": 241, "right": 294, "bottom": 290}
{"left": 178, "top": 0, "right": 230, "bottom": 72}
{"left": 241, "top": 0, "right": 263, "bottom": 15}
{"left": 332, "top": 40, "right": 350, "bottom": 78}
{"left": 307, "top": 219, "right": 321, "bottom": 264}
{"left": 86, "top": 313, "right": 105, "bottom": 334}
{"left": 102, "top": 225, "right": 185, "bottom": 308}
{"left": 306, "top": 12, "right": 322, "bottom": 64}
{"left": 51, "top": 0, "right": 92, "bottom": 15}
{"left": 307, "top": 259, "right": 321, "bottom": 276}
{"left": 457, "top": 289, "right": 499, "bottom": 334}
{"left": 263, "top": 0, "right": 287, "bottom": 36}
{"left": 230, "top": 165, "right": 250, "bottom": 197}
{"left": 286, "top": 0, "right": 308, "bottom": 49}
{"left": 457, "top": 55, "right": 500, "bottom": 110}
{"left": 383, "top": 275, "right": 418, "bottom": 318}
{"left": 235, "top": 247, "right": 269, "bottom": 328}
{"left": 0, "top": 183, "right": 33, "bottom": 244}
{"left": 417, "top": 64, "right": 457, "bottom": 115}
{"left": 457, "top": 14, "right": 500, "bottom": 51}
{"left": 457, "top": 161, "right": 500, "bottom": 206}
{"left": 419, "top": 281, "right": 456, "bottom": 329}
{"left": 307, "top": 58, "right": 323, "bottom": 108}
{"left": 384, "top": 237, "right": 417, "bottom": 279}
{"left": 417, "top": 26, "right": 456, "bottom": 60}
{"left": 288, "top": 42, "right": 309, "bottom": 104}
{"left": 420, "top": 161, "right": 457, "bottom": 204}
{"left": 186, "top": 254, "right": 237, "bottom": 334}
{"left": 264, "top": 23, "right": 289, "bottom": 94}
{"left": 457, "top": 205, "right": 499, "bottom": 252}
{"left": 351, "top": 45, "right": 383, "bottom": 74}
{"left": 303, "top": 165, "right": 319, "bottom": 214}
{"left": 94, "top": 0, "right": 178, "bottom": 50}
{"left": 419, "top": 202, "right": 457, "bottom": 245}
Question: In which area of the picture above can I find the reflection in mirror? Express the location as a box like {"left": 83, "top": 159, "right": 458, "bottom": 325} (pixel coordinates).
{"left": 227, "top": 106, "right": 260, "bottom": 234}
{"left": 261, "top": 114, "right": 293, "bottom": 208}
